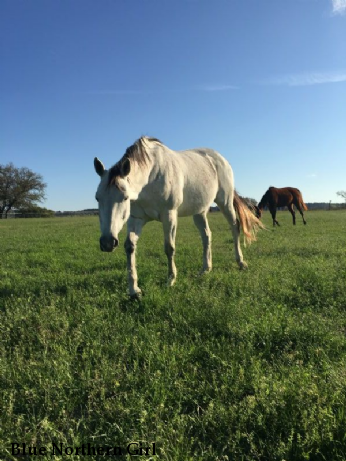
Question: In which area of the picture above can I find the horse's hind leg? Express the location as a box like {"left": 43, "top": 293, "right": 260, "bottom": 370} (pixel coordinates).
{"left": 287, "top": 204, "right": 296, "bottom": 225}
{"left": 216, "top": 200, "right": 247, "bottom": 270}
{"left": 193, "top": 212, "right": 212, "bottom": 273}
{"left": 162, "top": 210, "right": 178, "bottom": 287}
{"left": 296, "top": 204, "right": 307, "bottom": 225}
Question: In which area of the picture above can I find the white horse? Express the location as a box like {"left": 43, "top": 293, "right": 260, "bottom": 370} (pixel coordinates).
{"left": 94, "top": 137, "right": 263, "bottom": 297}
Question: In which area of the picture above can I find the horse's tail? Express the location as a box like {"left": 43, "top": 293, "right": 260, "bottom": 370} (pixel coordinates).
{"left": 297, "top": 191, "right": 308, "bottom": 211}
{"left": 301, "top": 199, "right": 308, "bottom": 211}
{"left": 233, "top": 192, "right": 265, "bottom": 245}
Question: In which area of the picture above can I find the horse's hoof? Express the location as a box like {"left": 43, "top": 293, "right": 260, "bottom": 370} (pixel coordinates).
{"left": 167, "top": 277, "right": 176, "bottom": 287}
{"left": 239, "top": 261, "right": 248, "bottom": 271}
{"left": 199, "top": 268, "right": 212, "bottom": 276}
{"left": 130, "top": 289, "right": 142, "bottom": 300}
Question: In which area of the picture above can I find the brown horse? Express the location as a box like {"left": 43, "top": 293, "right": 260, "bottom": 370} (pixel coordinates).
{"left": 255, "top": 187, "right": 308, "bottom": 226}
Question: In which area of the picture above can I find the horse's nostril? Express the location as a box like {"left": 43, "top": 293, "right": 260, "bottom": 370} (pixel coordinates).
{"left": 100, "top": 236, "right": 117, "bottom": 252}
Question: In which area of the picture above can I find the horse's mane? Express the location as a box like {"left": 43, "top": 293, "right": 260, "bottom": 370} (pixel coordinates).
{"left": 108, "top": 136, "right": 162, "bottom": 185}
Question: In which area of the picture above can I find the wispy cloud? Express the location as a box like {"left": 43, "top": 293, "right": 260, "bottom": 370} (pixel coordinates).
{"left": 88, "top": 84, "right": 238, "bottom": 95}
{"left": 331, "top": 0, "right": 346, "bottom": 15}
{"left": 307, "top": 173, "right": 317, "bottom": 178}
{"left": 264, "top": 71, "right": 346, "bottom": 87}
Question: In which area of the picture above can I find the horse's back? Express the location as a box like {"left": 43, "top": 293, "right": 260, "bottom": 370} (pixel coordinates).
{"left": 174, "top": 148, "right": 222, "bottom": 216}
{"left": 136, "top": 145, "right": 234, "bottom": 218}
{"left": 268, "top": 187, "right": 302, "bottom": 206}
{"left": 286, "top": 187, "right": 302, "bottom": 197}
{"left": 179, "top": 147, "right": 236, "bottom": 206}
{"left": 273, "top": 187, "right": 301, "bottom": 195}
{"left": 281, "top": 187, "right": 303, "bottom": 202}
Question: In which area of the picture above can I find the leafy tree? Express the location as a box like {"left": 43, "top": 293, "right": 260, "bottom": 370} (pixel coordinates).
{"left": 241, "top": 196, "right": 258, "bottom": 207}
{"left": 336, "top": 191, "right": 346, "bottom": 202}
{"left": 237, "top": 194, "right": 257, "bottom": 210}
{"left": 0, "top": 163, "right": 46, "bottom": 218}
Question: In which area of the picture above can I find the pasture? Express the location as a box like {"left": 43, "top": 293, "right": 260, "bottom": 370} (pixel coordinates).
{"left": 1, "top": 210, "right": 346, "bottom": 460}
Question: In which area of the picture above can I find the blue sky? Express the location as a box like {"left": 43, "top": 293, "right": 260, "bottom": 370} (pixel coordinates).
{"left": 1, "top": 0, "right": 346, "bottom": 211}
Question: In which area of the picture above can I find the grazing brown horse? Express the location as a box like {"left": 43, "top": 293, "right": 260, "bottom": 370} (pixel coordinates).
{"left": 255, "top": 187, "right": 308, "bottom": 226}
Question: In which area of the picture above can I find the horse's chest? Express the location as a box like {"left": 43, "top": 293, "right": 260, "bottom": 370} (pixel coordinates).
{"left": 132, "top": 183, "right": 180, "bottom": 221}
{"left": 130, "top": 201, "right": 160, "bottom": 221}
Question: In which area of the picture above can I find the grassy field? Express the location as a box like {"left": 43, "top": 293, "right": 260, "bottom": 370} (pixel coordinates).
{"left": 1, "top": 210, "right": 346, "bottom": 460}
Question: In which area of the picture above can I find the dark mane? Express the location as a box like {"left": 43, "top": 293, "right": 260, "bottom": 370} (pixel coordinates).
{"left": 108, "top": 136, "right": 162, "bottom": 185}
{"left": 258, "top": 189, "right": 270, "bottom": 208}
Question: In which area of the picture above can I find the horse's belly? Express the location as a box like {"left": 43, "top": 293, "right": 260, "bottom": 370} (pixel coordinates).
{"left": 177, "top": 185, "right": 216, "bottom": 217}
{"left": 177, "top": 205, "right": 207, "bottom": 217}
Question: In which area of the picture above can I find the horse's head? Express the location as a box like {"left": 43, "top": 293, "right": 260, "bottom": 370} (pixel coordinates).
{"left": 94, "top": 157, "right": 133, "bottom": 252}
{"left": 254, "top": 205, "right": 262, "bottom": 219}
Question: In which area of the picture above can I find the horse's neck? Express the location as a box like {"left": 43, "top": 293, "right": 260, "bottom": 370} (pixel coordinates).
{"left": 128, "top": 165, "right": 149, "bottom": 195}
{"left": 128, "top": 152, "right": 157, "bottom": 196}
{"left": 258, "top": 199, "right": 266, "bottom": 210}
{"left": 258, "top": 191, "right": 270, "bottom": 209}
{"left": 129, "top": 143, "right": 173, "bottom": 197}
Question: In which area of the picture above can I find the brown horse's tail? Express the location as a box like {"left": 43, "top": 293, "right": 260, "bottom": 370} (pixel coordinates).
{"left": 301, "top": 200, "right": 308, "bottom": 211}
{"left": 233, "top": 192, "right": 265, "bottom": 245}
{"left": 298, "top": 192, "right": 308, "bottom": 211}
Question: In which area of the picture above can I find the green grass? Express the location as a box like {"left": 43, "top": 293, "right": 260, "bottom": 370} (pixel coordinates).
{"left": 1, "top": 210, "right": 346, "bottom": 460}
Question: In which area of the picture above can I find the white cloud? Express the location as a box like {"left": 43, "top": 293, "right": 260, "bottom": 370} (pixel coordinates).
{"left": 265, "top": 72, "right": 346, "bottom": 86}
{"left": 331, "top": 0, "right": 346, "bottom": 15}
{"left": 307, "top": 173, "right": 317, "bottom": 178}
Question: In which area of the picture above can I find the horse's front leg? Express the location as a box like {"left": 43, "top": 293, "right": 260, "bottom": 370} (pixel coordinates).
{"left": 162, "top": 210, "right": 178, "bottom": 287}
{"left": 124, "top": 216, "right": 146, "bottom": 298}
{"left": 270, "top": 207, "right": 280, "bottom": 226}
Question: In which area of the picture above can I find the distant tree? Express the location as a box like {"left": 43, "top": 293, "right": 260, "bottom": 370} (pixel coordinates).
{"left": 0, "top": 163, "right": 46, "bottom": 218}
{"left": 237, "top": 194, "right": 257, "bottom": 209}
{"left": 242, "top": 197, "right": 257, "bottom": 207}
{"left": 337, "top": 191, "right": 346, "bottom": 202}
{"left": 17, "top": 205, "right": 55, "bottom": 218}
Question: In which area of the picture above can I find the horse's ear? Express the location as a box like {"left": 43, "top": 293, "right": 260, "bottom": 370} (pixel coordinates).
{"left": 94, "top": 157, "right": 105, "bottom": 177}
{"left": 120, "top": 157, "right": 131, "bottom": 177}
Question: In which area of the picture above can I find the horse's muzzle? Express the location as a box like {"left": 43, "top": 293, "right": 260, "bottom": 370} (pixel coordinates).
{"left": 100, "top": 236, "right": 119, "bottom": 252}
